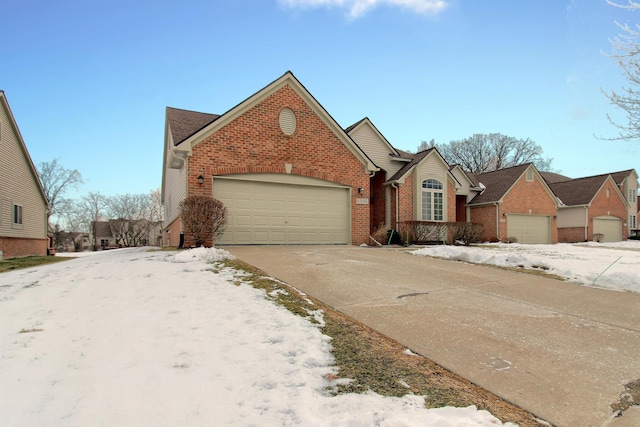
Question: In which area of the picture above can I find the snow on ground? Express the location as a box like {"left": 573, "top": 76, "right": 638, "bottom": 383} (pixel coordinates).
{"left": 411, "top": 241, "right": 640, "bottom": 293}
{"left": 0, "top": 247, "right": 513, "bottom": 426}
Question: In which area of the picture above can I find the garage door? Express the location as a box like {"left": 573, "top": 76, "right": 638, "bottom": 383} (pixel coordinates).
{"left": 593, "top": 216, "right": 622, "bottom": 242}
{"left": 506, "top": 214, "right": 551, "bottom": 244}
{"left": 213, "top": 176, "right": 350, "bottom": 245}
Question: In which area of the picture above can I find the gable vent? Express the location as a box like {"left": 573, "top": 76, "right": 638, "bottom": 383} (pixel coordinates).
{"left": 279, "top": 108, "right": 296, "bottom": 136}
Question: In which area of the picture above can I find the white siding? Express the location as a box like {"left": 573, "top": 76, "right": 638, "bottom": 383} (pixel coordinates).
{"left": 0, "top": 98, "right": 47, "bottom": 240}
{"left": 162, "top": 126, "right": 188, "bottom": 226}
{"left": 349, "top": 124, "right": 402, "bottom": 178}
{"left": 557, "top": 206, "right": 587, "bottom": 228}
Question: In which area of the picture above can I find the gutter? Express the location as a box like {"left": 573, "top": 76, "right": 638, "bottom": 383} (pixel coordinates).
{"left": 494, "top": 202, "right": 500, "bottom": 241}
{"left": 392, "top": 182, "right": 399, "bottom": 231}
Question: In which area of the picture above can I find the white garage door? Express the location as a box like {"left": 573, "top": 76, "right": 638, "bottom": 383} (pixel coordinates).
{"left": 507, "top": 214, "right": 551, "bottom": 244}
{"left": 213, "top": 175, "right": 350, "bottom": 245}
{"left": 593, "top": 216, "right": 622, "bottom": 242}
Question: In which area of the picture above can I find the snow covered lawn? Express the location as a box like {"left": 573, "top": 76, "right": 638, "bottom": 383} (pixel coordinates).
{"left": 411, "top": 241, "right": 640, "bottom": 293}
{"left": 0, "top": 247, "right": 514, "bottom": 426}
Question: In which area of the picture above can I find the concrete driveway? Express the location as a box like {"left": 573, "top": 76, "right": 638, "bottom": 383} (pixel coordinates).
{"left": 227, "top": 245, "right": 640, "bottom": 427}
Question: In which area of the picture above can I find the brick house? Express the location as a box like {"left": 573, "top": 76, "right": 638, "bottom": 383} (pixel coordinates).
{"left": 547, "top": 173, "right": 630, "bottom": 242}
{"left": 162, "top": 71, "right": 377, "bottom": 247}
{"left": 161, "top": 72, "right": 635, "bottom": 246}
{"left": 467, "top": 164, "right": 559, "bottom": 244}
{"left": 0, "top": 91, "right": 49, "bottom": 259}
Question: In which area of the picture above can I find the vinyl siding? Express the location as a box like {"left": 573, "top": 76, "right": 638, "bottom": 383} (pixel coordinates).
{"left": 0, "top": 100, "right": 47, "bottom": 240}
{"left": 349, "top": 125, "right": 402, "bottom": 179}
{"left": 413, "top": 154, "right": 449, "bottom": 221}
{"left": 162, "top": 125, "right": 188, "bottom": 225}
{"left": 557, "top": 206, "right": 587, "bottom": 228}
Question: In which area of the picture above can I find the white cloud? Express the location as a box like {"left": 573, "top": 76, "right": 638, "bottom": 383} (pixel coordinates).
{"left": 280, "top": 0, "right": 449, "bottom": 18}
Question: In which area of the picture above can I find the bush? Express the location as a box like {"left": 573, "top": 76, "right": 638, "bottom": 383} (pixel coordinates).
{"left": 628, "top": 235, "right": 640, "bottom": 240}
{"left": 397, "top": 221, "right": 484, "bottom": 246}
{"left": 179, "top": 196, "right": 228, "bottom": 247}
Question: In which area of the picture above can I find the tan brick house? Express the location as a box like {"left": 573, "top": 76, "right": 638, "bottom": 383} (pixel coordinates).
{"left": 0, "top": 91, "right": 49, "bottom": 259}
{"left": 468, "top": 164, "right": 559, "bottom": 244}
{"left": 162, "top": 72, "right": 377, "bottom": 247}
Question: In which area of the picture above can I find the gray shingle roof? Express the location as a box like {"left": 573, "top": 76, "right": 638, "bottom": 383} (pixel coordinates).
{"left": 385, "top": 148, "right": 433, "bottom": 183}
{"left": 166, "top": 107, "right": 219, "bottom": 146}
{"left": 468, "top": 163, "right": 531, "bottom": 205}
{"left": 540, "top": 171, "right": 572, "bottom": 183}
{"left": 548, "top": 174, "right": 610, "bottom": 206}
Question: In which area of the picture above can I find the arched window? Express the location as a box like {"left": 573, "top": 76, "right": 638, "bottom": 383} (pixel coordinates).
{"left": 421, "top": 179, "right": 443, "bottom": 221}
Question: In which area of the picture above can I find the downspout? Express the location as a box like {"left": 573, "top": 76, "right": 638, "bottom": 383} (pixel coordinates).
{"left": 585, "top": 206, "right": 589, "bottom": 241}
{"left": 392, "top": 182, "right": 399, "bottom": 231}
{"left": 494, "top": 202, "right": 500, "bottom": 241}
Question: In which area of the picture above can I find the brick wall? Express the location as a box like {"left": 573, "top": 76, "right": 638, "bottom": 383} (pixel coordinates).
{"left": 163, "top": 216, "right": 182, "bottom": 247}
{"left": 397, "top": 171, "right": 415, "bottom": 224}
{"left": 184, "top": 83, "right": 371, "bottom": 246}
{"left": 447, "top": 183, "right": 456, "bottom": 222}
{"left": 558, "top": 227, "right": 586, "bottom": 243}
{"left": 370, "top": 172, "right": 386, "bottom": 233}
{"left": 470, "top": 205, "right": 498, "bottom": 242}
{"left": 0, "top": 236, "right": 48, "bottom": 259}
{"left": 588, "top": 180, "right": 628, "bottom": 240}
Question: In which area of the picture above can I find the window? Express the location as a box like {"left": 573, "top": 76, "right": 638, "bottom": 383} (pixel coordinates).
{"left": 629, "top": 188, "right": 637, "bottom": 203}
{"left": 631, "top": 215, "right": 638, "bottom": 230}
{"left": 526, "top": 169, "right": 534, "bottom": 182}
{"left": 421, "top": 179, "right": 444, "bottom": 221}
{"left": 13, "top": 204, "right": 22, "bottom": 225}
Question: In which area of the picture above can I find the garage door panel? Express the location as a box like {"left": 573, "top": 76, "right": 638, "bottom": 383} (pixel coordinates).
{"left": 593, "top": 218, "right": 622, "bottom": 242}
{"left": 214, "top": 177, "right": 350, "bottom": 245}
{"left": 507, "top": 214, "right": 551, "bottom": 244}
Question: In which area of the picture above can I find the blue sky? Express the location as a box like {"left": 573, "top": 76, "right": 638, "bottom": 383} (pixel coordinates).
{"left": 2, "top": 0, "right": 638, "bottom": 198}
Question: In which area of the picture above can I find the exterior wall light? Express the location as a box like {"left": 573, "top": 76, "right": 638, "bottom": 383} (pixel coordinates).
{"left": 197, "top": 175, "right": 204, "bottom": 186}
{"left": 358, "top": 187, "right": 365, "bottom": 195}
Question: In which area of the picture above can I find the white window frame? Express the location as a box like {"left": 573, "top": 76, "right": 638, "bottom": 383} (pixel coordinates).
{"left": 12, "top": 203, "right": 23, "bottom": 228}
{"left": 631, "top": 214, "right": 638, "bottom": 230}
{"left": 421, "top": 179, "right": 444, "bottom": 221}
{"left": 629, "top": 188, "right": 637, "bottom": 203}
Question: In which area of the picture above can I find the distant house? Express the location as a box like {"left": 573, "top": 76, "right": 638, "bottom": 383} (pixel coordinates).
{"left": 91, "top": 219, "right": 162, "bottom": 249}
{"left": 549, "top": 173, "right": 630, "bottom": 243}
{"left": 467, "top": 164, "right": 559, "bottom": 244}
{"left": 608, "top": 170, "right": 638, "bottom": 238}
{"left": 0, "top": 91, "right": 49, "bottom": 259}
{"left": 56, "top": 231, "right": 90, "bottom": 252}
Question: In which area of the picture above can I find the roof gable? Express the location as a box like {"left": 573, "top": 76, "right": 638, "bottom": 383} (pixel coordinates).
{"left": 549, "top": 174, "right": 608, "bottom": 206}
{"left": 607, "top": 169, "right": 638, "bottom": 186}
{"left": 345, "top": 117, "right": 400, "bottom": 158}
{"left": 172, "top": 71, "right": 377, "bottom": 173}
{"left": 0, "top": 91, "right": 49, "bottom": 209}
{"left": 385, "top": 147, "right": 453, "bottom": 185}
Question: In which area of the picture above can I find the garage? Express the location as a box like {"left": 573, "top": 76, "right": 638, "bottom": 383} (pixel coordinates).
{"left": 593, "top": 216, "right": 622, "bottom": 242}
{"left": 213, "top": 175, "right": 351, "bottom": 245}
{"left": 506, "top": 214, "right": 551, "bottom": 244}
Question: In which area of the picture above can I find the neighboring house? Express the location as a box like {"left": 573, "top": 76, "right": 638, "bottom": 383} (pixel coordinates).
{"left": 608, "top": 170, "right": 638, "bottom": 238}
{"left": 162, "top": 71, "right": 377, "bottom": 247}
{"left": 0, "top": 91, "right": 49, "bottom": 259}
{"left": 467, "top": 164, "right": 560, "bottom": 244}
{"left": 56, "top": 231, "right": 90, "bottom": 252}
{"left": 548, "top": 173, "right": 629, "bottom": 243}
{"left": 160, "top": 71, "right": 636, "bottom": 246}
{"left": 91, "top": 219, "right": 164, "bottom": 249}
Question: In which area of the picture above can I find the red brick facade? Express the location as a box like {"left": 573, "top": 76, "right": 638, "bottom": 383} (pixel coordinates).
{"left": 558, "top": 227, "right": 587, "bottom": 243}
{"left": 470, "top": 174, "right": 558, "bottom": 243}
{"left": 369, "top": 172, "right": 386, "bottom": 233}
{"left": 0, "top": 236, "right": 48, "bottom": 259}
{"left": 183, "top": 84, "right": 371, "bottom": 246}
{"left": 587, "top": 180, "right": 628, "bottom": 241}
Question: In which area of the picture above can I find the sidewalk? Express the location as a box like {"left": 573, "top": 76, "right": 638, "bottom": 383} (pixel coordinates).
{"left": 227, "top": 245, "right": 640, "bottom": 427}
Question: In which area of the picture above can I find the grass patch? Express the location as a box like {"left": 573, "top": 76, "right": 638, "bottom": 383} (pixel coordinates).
{"left": 217, "top": 258, "right": 543, "bottom": 427}
{"left": 0, "top": 256, "right": 70, "bottom": 273}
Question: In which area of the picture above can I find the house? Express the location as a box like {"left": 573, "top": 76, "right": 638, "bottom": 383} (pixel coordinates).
{"left": 160, "top": 71, "right": 635, "bottom": 247}
{"left": 91, "top": 219, "right": 162, "bottom": 249}
{"left": 548, "top": 173, "right": 629, "bottom": 242}
{"left": 608, "top": 170, "right": 638, "bottom": 238}
{"left": 55, "top": 231, "right": 90, "bottom": 252}
{"left": 162, "top": 71, "right": 377, "bottom": 247}
{"left": 0, "top": 91, "right": 49, "bottom": 259}
{"left": 467, "top": 164, "right": 559, "bottom": 244}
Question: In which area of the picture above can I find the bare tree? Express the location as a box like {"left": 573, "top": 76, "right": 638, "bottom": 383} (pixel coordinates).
{"left": 435, "top": 133, "right": 553, "bottom": 174}
{"left": 80, "top": 192, "right": 107, "bottom": 250}
{"left": 105, "top": 193, "right": 151, "bottom": 247}
{"left": 36, "top": 159, "right": 83, "bottom": 222}
{"left": 416, "top": 138, "right": 436, "bottom": 152}
{"left": 603, "top": 1, "right": 640, "bottom": 141}
{"left": 179, "top": 196, "right": 228, "bottom": 247}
